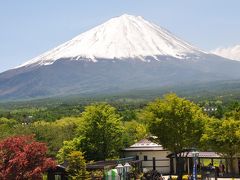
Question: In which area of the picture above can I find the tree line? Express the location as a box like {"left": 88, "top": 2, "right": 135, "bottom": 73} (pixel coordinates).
{"left": 1, "top": 93, "right": 240, "bottom": 179}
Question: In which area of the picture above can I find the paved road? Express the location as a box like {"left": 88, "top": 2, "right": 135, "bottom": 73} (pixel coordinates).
{"left": 163, "top": 176, "right": 240, "bottom": 180}
{"left": 217, "top": 178, "right": 240, "bottom": 180}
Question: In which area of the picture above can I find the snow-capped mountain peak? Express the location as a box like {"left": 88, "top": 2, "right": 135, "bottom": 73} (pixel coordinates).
{"left": 18, "top": 14, "right": 204, "bottom": 68}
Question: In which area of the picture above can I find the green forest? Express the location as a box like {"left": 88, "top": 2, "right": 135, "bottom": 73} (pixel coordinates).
{"left": 1, "top": 92, "right": 240, "bottom": 179}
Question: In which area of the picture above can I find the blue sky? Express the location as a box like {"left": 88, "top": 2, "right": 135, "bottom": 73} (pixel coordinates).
{"left": 1, "top": 0, "right": 240, "bottom": 72}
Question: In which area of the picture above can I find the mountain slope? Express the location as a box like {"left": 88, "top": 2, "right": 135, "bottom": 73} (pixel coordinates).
{"left": 1, "top": 14, "right": 240, "bottom": 100}
{"left": 17, "top": 14, "right": 204, "bottom": 68}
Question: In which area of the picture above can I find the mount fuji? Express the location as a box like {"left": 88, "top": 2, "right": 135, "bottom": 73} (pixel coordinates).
{"left": 1, "top": 14, "right": 240, "bottom": 100}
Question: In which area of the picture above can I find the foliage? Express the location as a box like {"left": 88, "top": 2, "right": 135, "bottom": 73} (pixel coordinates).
{"left": 199, "top": 100, "right": 224, "bottom": 118}
{"left": 143, "top": 93, "right": 208, "bottom": 179}
{"left": 201, "top": 118, "right": 240, "bottom": 173}
{"left": 13, "top": 117, "right": 82, "bottom": 156}
{"left": 0, "top": 135, "right": 55, "bottom": 180}
{"left": 66, "top": 151, "right": 90, "bottom": 180}
{"left": 0, "top": 99, "right": 144, "bottom": 123}
{"left": 225, "top": 107, "right": 240, "bottom": 120}
{"left": 0, "top": 104, "right": 85, "bottom": 122}
{"left": 123, "top": 120, "right": 148, "bottom": 147}
{"left": 0, "top": 118, "right": 17, "bottom": 139}
{"left": 91, "top": 170, "right": 104, "bottom": 178}
{"left": 0, "top": 117, "right": 17, "bottom": 125}
{"left": 57, "top": 137, "right": 83, "bottom": 163}
{"left": 3, "top": 91, "right": 240, "bottom": 170}
{"left": 144, "top": 93, "right": 208, "bottom": 152}
{"left": 79, "top": 103, "right": 124, "bottom": 160}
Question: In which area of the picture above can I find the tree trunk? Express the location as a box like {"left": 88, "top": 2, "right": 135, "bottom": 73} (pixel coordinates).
{"left": 226, "top": 158, "right": 229, "bottom": 174}
{"left": 230, "top": 156, "right": 234, "bottom": 177}
{"left": 175, "top": 153, "right": 183, "bottom": 180}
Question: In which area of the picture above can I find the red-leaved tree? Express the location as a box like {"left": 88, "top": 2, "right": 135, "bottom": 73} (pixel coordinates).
{"left": 0, "top": 135, "right": 56, "bottom": 180}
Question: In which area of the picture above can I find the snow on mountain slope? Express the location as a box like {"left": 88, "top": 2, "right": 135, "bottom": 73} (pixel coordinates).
{"left": 211, "top": 45, "right": 240, "bottom": 61}
{"left": 17, "top": 14, "right": 205, "bottom": 68}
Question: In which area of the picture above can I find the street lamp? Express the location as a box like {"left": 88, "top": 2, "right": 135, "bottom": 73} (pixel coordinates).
{"left": 116, "top": 163, "right": 131, "bottom": 180}
{"left": 124, "top": 163, "right": 131, "bottom": 179}
{"left": 116, "top": 163, "right": 124, "bottom": 180}
{"left": 192, "top": 151, "right": 199, "bottom": 180}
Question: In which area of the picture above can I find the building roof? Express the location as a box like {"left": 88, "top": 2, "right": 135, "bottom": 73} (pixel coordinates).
{"left": 167, "top": 151, "right": 222, "bottom": 158}
{"left": 124, "top": 139, "right": 223, "bottom": 158}
{"left": 124, "top": 138, "right": 166, "bottom": 151}
{"left": 188, "top": 151, "right": 221, "bottom": 158}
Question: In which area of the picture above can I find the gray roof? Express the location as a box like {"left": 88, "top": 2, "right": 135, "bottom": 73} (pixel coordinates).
{"left": 186, "top": 152, "right": 221, "bottom": 158}
{"left": 124, "top": 139, "right": 223, "bottom": 158}
{"left": 124, "top": 139, "right": 166, "bottom": 151}
{"left": 167, "top": 151, "right": 222, "bottom": 158}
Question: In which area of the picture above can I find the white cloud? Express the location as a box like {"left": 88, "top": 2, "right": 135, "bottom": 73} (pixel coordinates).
{"left": 211, "top": 45, "right": 240, "bottom": 61}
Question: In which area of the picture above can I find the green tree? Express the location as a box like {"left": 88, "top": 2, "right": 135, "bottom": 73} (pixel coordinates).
{"left": 123, "top": 120, "right": 148, "bottom": 147}
{"left": 225, "top": 108, "right": 240, "bottom": 120}
{"left": 0, "top": 118, "right": 17, "bottom": 139}
{"left": 201, "top": 118, "right": 240, "bottom": 174}
{"left": 57, "top": 137, "right": 83, "bottom": 163}
{"left": 66, "top": 151, "right": 90, "bottom": 180}
{"left": 143, "top": 94, "right": 208, "bottom": 179}
{"left": 79, "top": 103, "right": 124, "bottom": 160}
{"left": 13, "top": 117, "right": 82, "bottom": 156}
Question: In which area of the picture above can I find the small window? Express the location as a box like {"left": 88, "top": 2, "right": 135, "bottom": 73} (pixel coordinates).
{"left": 144, "top": 155, "right": 148, "bottom": 161}
{"left": 136, "top": 155, "right": 139, "bottom": 160}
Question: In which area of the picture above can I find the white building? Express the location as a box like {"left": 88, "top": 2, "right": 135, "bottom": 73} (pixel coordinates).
{"left": 123, "top": 139, "right": 171, "bottom": 174}
{"left": 123, "top": 139, "right": 240, "bottom": 176}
